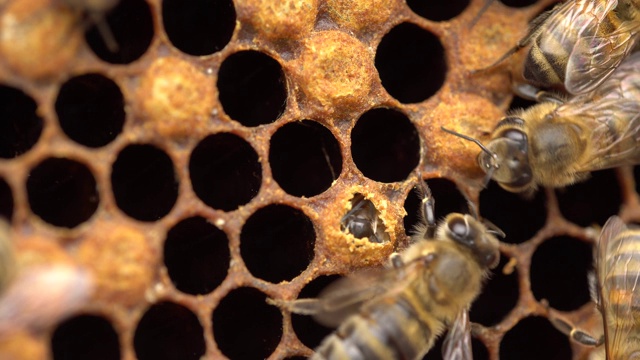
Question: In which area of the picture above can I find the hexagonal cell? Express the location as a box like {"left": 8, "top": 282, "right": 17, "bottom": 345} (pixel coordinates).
{"left": 189, "top": 133, "right": 261, "bottom": 211}
{"left": 111, "top": 144, "right": 178, "bottom": 222}
{"left": 51, "top": 314, "right": 120, "bottom": 360}
{"left": 163, "top": 216, "right": 230, "bottom": 295}
{"left": 27, "top": 157, "right": 99, "bottom": 228}
{"left": 342, "top": 193, "right": 390, "bottom": 243}
{"left": 217, "top": 50, "right": 288, "bottom": 126}
{"left": 351, "top": 108, "right": 420, "bottom": 183}
{"left": 213, "top": 287, "right": 282, "bottom": 359}
{"left": 406, "top": 0, "right": 470, "bottom": 21}
{"left": 500, "top": 316, "right": 572, "bottom": 360}
{"left": 55, "top": 73, "right": 125, "bottom": 148}
{"left": 240, "top": 204, "right": 315, "bottom": 283}
{"left": 469, "top": 255, "right": 519, "bottom": 326}
{"left": 556, "top": 169, "right": 621, "bottom": 227}
{"left": 531, "top": 236, "right": 592, "bottom": 311}
{"left": 375, "top": 23, "right": 446, "bottom": 103}
{"left": 0, "top": 85, "right": 43, "bottom": 159}
{"left": 291, "top": 274, "right": 341, "bottom": 349}
{"left": 0, "top": 177, "right": 13, "bottom": 221}
{"left": 404, "top": 178, "right": 468, "bottom": 236}
{"left": 133, "top": 302, "right": 205, "bottom": 360}
{"left": 162, "top": 0, "right": 235, "bottom": 55}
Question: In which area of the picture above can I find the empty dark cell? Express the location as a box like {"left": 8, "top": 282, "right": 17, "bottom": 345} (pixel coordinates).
{"left": 500, "top": 316, "right": 571, "bottom": 360}
{"left": 213, "top": 287, "right": 282, "bottom": 359}
{"left": 85, "top": 0, "right": 154, "bottom": 64}
{"left": 633, "top": 166, "right": 640, "bottom": 194}
{"left": 270, "top": 120, "right": 342, "bottom": 197}
{"left": 404, "top": 178, "right": 467, "bottom": 236}
{"left": 375, "top": 23, "right": 446, "bottom": 104}
{"left": 469, "top": 255, "right": 519, "bottom": 326}
{"left": 406, "top": 0, "right": 470, "bottom": 21}
{"left": 240, "top": 204, "right": 315, "bottom": 283}
{"left": 531, "top": 236, "right": 591, "bottom": 311}
{"left": 0, "top": 178, "right": 13, "bottom": 221}
{"left": 217, "top": 50, "right": 287, "bottom": 127}
{"left": 480, "top": 181, "right": 546, "bottom": 244}
{"left": 51, "top": 315, "right": 120, "bottom": 360}
{"left": 27, "top": 157, "right": 99, "bottom": 228}
{"left": 163, "top": 216, "right": 230, "bottom": 295}
{"left": 557, "top": 169, "right": 620, "bottom": 227}
{"left": 0, "top": 85, "right": 43, "bottom": 158}
{"left": 134, "top": 302, "right": 205, "bottom": 360}
{"left": 55, "top": 73, "right": 125, "bottom": 148}
{"left": 111, "top": 144, "right": 178, "bottom": 221}
{"left": 421, "top": 335, "right": 487, "bottom": 360}
{"left": 500, "top": 0, "right": 538, "bottom": 7}
{"left": 351, "top": 108, "right": 420, "bottom": 183}
{"left": 162, "top": 0, "right": 235, "bottom": 56}
{"left": 189, "top": 133, "right": 261, "bottom": 211}
{"left": 291, "top": 274, "right": 341, "bottom": 348}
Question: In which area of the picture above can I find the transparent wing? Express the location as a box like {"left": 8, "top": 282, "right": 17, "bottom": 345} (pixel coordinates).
{"left": 442, "top": 311, "right": 473, "bottom": 360}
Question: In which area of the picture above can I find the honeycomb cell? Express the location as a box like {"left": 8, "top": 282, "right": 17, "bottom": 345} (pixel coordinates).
{"left": 27, "top": 157, "right": 99, "bottom": 228}
{"left": 0, "top": 85, "right": 43, "bottom": 159}
{"left": 531, "top": 236, "right": 591, "bottom": 311}
{"left": 240, "top": 204, "right": 315, "bottom": 283}
{"left": 51, "top": 315, "right": 120, "bottom": 360}
{"left": 556, "top": 169, "right": 621, "bottom": 227}
{"left": 500, "top": 316, "right": 572, "bottom": 360}
{"left": 406, "top": 0, "right": 470, "bottom": 21}
{"left": 190, "top": 133, "right": 261, "bottom": 211}
{"left": 55, "top": 73, "right": 125, "bottom": 148}
{"left": 500, "top": 0, "right": 538, "bottom": 7}
{"left": 291, "top": 274, "right": 341, "bottom": 348}
{"left": 342, "top": 193, "right": 390, "bottom": 243}
{"left": 163, "top": 216, "right": 230, "bottom": 295}
{"left": 213, "top": 287, "right": 282, "bottom": 359}
{"left": 376, "top": 23, "right": 446, "bottom": 104}
{"left": 162, "top": 0, "right": 235, "bottom": 55}
{"left": 217, "top": 50, "right": 287, "bottom": 127}
{"left": 237, "top": 0, "right": 317, "bottom": 41}
{"left": 269, "top": 120, "right": 342, "bottom": 197}
{"left": 0, "top": 178, "right": 12, "bottom": 221}
{"left": 324, "top": 0, "right": 395, "bottom": 32}
{"left": 85, "top": 0, "right": 154, "bottom": 64}
{"left": 111, "top": 144, "right": 178, "bottom": 221}
{"left": 134, "top": 302, "right": 205, "bottom": 360}
{"left": 404, "top": 178, "right": 467, "bottom": 236}
{"left": 351, "top": 108, "right": 420, "bottom": 183}
{"left": 480, "top": 181, "right": 546, "bottom": 244}
{"left": 469, "top": 255, "right": 519, "bottom": 326}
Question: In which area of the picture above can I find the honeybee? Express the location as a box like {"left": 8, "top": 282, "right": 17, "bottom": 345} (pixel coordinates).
{"left": 61, "top": 0, "right": 120, "bottom": 52}
{"left": 446, "top": 50, "right": 640, "bottom": 194}
{"left": 340, "top": 194, "right": 390, "bottom": 244}
{"left": 480, "top": 0, "right": 640, "bottom": 96}
{"left": 273, "top": 180, "right": 501, "bottom": 359}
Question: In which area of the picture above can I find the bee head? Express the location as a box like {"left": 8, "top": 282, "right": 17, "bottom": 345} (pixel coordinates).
{"left": 443, "top": 214, "right": 500, "bottom": 269}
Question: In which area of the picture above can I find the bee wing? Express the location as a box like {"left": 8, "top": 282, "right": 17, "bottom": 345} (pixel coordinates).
{"left": 595, "top": 216, "right": 632, "bottom": 360}
{"left": 442, "top": 310, "right": 473, "bottom": 360}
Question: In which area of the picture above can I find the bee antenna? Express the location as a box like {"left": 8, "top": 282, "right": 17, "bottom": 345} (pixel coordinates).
{"left": 441, "top": 126, "right": 499, "bottom": 173}
{"left": 468, "top": 0, "right": 495, "bottom": 29}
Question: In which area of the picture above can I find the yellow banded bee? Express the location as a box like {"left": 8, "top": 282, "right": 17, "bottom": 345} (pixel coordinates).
{"left": 446, "top": 51, "right": 640, "bottom": 194}
{"left": 273, "top": 180, "right": 502, "bottom": 359}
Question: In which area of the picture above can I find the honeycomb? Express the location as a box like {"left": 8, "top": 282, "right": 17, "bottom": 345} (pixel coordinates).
{"left": 0, "top": 0, "right": 635, "bottom": 359}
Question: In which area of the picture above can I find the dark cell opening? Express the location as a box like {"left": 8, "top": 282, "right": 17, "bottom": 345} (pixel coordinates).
{"left": 291, "top": 274, "right": 342, "bottom": 348}
{"left": 406, "top": 0, "right": 470, "bottom": 21}
{"left": 469, "top": 255, "right": 519, "bottom": 326}
{"left": 213, "top": 287, "right": 282, "bottom": 359}
{"left": 85, "top": 0, "right": 154, "bottom": 64}
{"left": 189, "top": 133, "right": 261, "bottom": 211}
{"left": 375, "top": 23, "right": 446, "bottom": 103}
{"left": 55, "top": 73, "right": 125, "bottom": 148}
{"left": 134, "top": 302, "right": 205, "bottom": 360}
{"left": 269, "top": 120, "right": 342, "bottom": 197}
{"left": 111, "top": 144, "right": 178, "bottom": 222}
{"left": 51, "top": 315, "right": 120, "bottom": 360}
{"left": 0, "top": 178, "right": 13, "bottom": 221}
{"left": 508, "top": 95, "right": 537, "bottom": 112}
{"left": 404, "top": 178, "right": 467, "bottom": 237}
{"left": 217, "top": 50, "right": 287, "bottom": 127}
{"left": 240, "top": 204, "right": 315, "bottom": 283}
{"left": 162, "top": 0, "right": 236, "bottom": 56}
{"left": 342, "top": 194, "right": 390, "bottom": 243}
{"left": 0, "top": 85, "right": 43, "bottom": 159}
{"left": 500, "top": 0, "right": 538, "bottom": 7}
{"left": 164, "top": 216, "right": 230, "bottom": 295}
{"left": 27, "top": 157, "right": 99, "bottom": 228}
{"left": 531, "top": 236, "right": 591, "bottom": 311}
{"left": 557, "top": 169, "right": 620, "bottom": 227}
{"left": 500, "top": 316, "right": 571, "bottom": 360}
{"left": 421, "top": 335, "right": 488, "bottom": 360}
{"left": 351, "top": 108, "right": 420, "bottom": 183}
{"left": 480, "top": 181, "right": 546, "bottom": 244}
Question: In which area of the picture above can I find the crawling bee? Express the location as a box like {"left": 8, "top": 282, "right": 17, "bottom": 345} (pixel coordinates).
{"left": 480, "top": 0, "right": 640, "bottom": 96}
{"left": 446, "top": 51, "right": 640, "bottom": 194}
{"left": 340, "top": 194, "right": 390, "bottom": 244}
{"left": 275, "top": 180, "right": 501, "bottom": 359}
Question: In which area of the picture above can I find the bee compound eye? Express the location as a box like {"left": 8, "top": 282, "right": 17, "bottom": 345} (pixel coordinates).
{"left": 448, "top": 217, "right": 469, "bottom": 239}
{"left": 346, "top": 218, "right": 374, "bottom": 238}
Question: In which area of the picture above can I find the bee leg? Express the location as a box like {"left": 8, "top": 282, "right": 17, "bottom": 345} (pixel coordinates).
{"left": 416, "top": 179, "right": 436, "bottom": 239}
{"left": 549, "top": 315, "right": 604, "bottom": 347}
{"left": 512, "top": 83, "right": 565, "bottom": 104}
